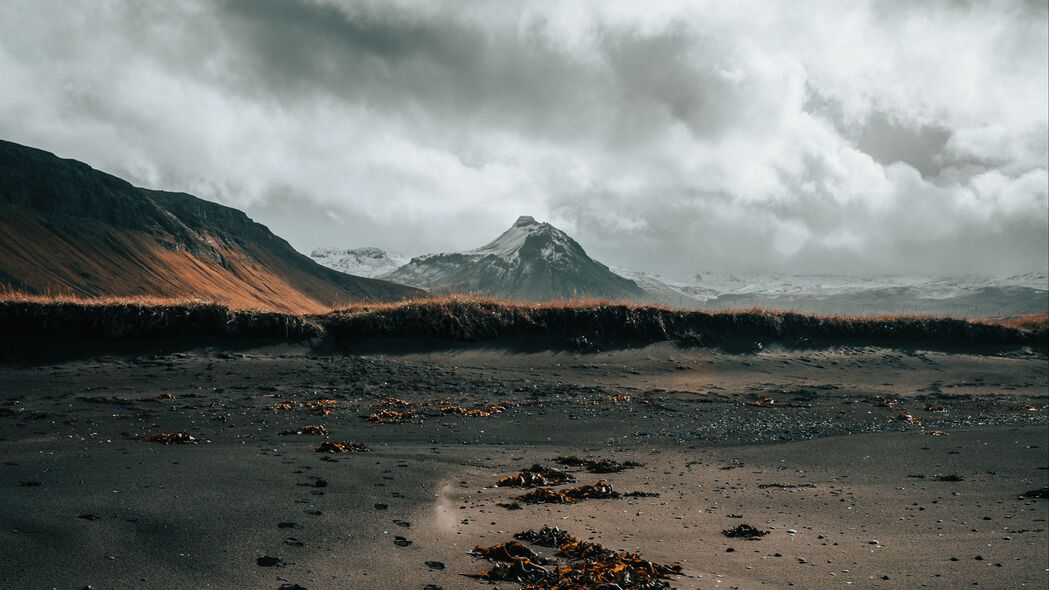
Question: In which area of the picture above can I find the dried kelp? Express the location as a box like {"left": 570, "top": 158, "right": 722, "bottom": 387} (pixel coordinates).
{"left": 552, "top": 456, "right": 644, "bottom": 473}
{"left": 471, "top": 541, "right": 548, "bottom": 564}
{"left": 313, "top": 441, "right": 369, "bottom": 453}
{"left": 515, "top": 480, "right": 620, "bottom": 504}
{"left": 438, "top": 403, "right": 506, "bottom": 417}
{"left": 280, "top": 424, "right": 328, "bottom": 436}
{"left": 471, "top": 527, "right": 683, "bottom": 589}
{"left": 897, "top": 412, "right": 924, "bottom": 426}
{"left": 514, "top": 526, "right": 574, "bottom": 547}
{"left": 139, "top": 432, "right": 195, "bottom": 444}
{"left": 722, "top": 524, "right": 769, "bottom": 539}
{"left": 497, "top": 464, "right": 577, "bottom": 488}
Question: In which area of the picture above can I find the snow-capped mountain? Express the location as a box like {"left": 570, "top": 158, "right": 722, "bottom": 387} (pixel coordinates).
{"left": 310, "top": 247, "right": 409, "bottom": 278}
{"left": 380, "top": 216, "right": 646, "bottom": 301}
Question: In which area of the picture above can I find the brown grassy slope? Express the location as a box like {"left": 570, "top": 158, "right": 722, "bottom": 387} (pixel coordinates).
{"left": 0, "top": 139, "right": 424, "bottom": 313}
{"left": 2, "top": 295, "right": 1044, "bottom": 348}
{"left": 0, "top": 208, "right": 418, "bottom": 313}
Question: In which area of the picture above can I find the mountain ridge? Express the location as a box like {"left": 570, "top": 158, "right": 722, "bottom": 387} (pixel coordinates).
{"left": 0, "top": 139, "right": 424, "bottom": 312}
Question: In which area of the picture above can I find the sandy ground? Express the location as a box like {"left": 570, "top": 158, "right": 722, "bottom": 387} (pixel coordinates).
{"left": 1, "top": 343, "right": 1046, "bottom": 589}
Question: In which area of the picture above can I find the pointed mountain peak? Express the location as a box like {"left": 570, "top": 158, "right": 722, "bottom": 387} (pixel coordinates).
{"left": 384, "top": 215, "right": 645, "bottom": 301}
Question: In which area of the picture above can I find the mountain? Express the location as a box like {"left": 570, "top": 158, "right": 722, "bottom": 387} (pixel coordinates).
{"left": 622, "top": 269, "right": 1048, "bottom": 317}
{"left": 381, "top": 216, "right": 646, "bottom": 301}
{"left": 0, "top": 140, "right": 424, "bottom": 312}
{"left": 310, "top": 247, "right": 409, "bottom": 278}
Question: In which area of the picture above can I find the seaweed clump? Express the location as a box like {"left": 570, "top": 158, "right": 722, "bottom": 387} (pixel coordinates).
{"left": 552, "top": 456, "right": 644, "bottom": 473}
{"left": 470, "top": 541, "right": 548, "bottom": 564}
{"left": 367, "top": 397, "right": 414, "bottom": 424}
{"left": 139, "top": 432, "right": 195, "bottom": 444}
{"left": 280, "top": 425, "right": 328, "bottom": 436}
{"left": 438, "top": 403, "right": 507, "bottom": 417}
{"left": 471, "top": 527, "right": 683, "bottom": 589}
{"left": 722, "top": 524, "right": 769, "bottom": 539}
{"left": 313, "top": 441, "right": 369, "bottom": 453}
{"left": 497, "top": 464, "right": 577, "bottom": 488}
{"left": 515, "top": 480, "right": 620, "bottom": 504}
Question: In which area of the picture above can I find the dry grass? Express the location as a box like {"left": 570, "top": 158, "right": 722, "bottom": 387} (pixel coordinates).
{"left": 1000, "top": 314, "right": 1049, "bottom": 339}
{"left": 322, "top": 295, "right": 1047, "bottom": 348}
{"left": 0, "top": 291, "right": 320, "bottom": 341}
{"left": 0, "top": 292, "right": 1044, "bottom": 349}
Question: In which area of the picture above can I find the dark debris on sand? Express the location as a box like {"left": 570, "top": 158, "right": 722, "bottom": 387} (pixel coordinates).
{"left": 366, "top": 397, "right": 510, "bottom": 424}
{"left": 366, "top": 397, "right": 415, "bottom": 424}
{"left": 722, "top": 524, "right": 769, "bottom": 539}
{"left": 139, "top": 432, "right": 196, "bottom": 444}
{"left": 552, "top": 456, "right": 644, "bottom": 473}
{"left": 471, "top": 527, "right": 683, "bottom": 589}
{"left": 514, "top": 480, "right": 620, "bottom": 504}
{"left": 514, "top": 526, "right": 574, "bottom": 547}
{"left": 471, "top": 540, "right": 548, "bottom": 564}
{"left": 1023, "top": 487, "right": 1049, "bottom": 499}
{"left": 497, "top": 464, "right": 577, "bottom": 488}
{"left": 279, "top": 424, "right": 328, "bottom": 436}
{"left": 313, "top": 441, "right": 369, "bottom": 453}
{"left": 255, "top": 555, "right": 283, "bottom": 567}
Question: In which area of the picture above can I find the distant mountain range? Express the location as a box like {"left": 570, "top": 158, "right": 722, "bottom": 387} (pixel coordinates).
{"left": 312, "top": 218, "right": 1047, "bottom": 316}
{"left": 617, "top": 269, "right": 1048, "bottom": 317}
{"left": 0, "top": 140, "right": 422, "bottom": 312}
{"left": 378, "top": 216, "right": 647, "bottom": 301}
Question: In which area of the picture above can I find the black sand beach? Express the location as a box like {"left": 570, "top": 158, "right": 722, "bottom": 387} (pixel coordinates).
{"left": 2, "top": 343, "right": 1046, "bottom": 589}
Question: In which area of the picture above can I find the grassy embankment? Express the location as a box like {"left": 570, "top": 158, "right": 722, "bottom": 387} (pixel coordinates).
{"left": 1, "top": 292, "right": 1045, "bottom": 349}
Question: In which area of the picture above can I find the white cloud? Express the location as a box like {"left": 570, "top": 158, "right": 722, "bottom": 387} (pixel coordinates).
{"left": 0, "top": 0, "right": 1044, "bottom": 276}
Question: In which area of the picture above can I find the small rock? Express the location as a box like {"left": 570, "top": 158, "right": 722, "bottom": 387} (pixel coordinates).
{"left": 256, "top": 556, "right": 283, "bottom": 567}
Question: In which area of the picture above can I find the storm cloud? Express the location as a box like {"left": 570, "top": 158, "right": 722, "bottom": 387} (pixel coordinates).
{"left": 1, "top": 0, "right": 1046, "bottom": 277}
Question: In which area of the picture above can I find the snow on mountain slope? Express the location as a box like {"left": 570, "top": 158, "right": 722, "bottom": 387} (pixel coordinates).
{"left": 680, "top": 272, "right": 930, "bottom": 299}
{"left": 614, "top": 268, "right": 1047, "bottom": 316}
{"left": 381, "top": 216, "right": 646, "bottom": 301}
{"left": 914, "top": 271, "right": 1049, "bottom": 299}
{"left": 627, "top": 269, "right": 1048, "bottom": 302}
{"left": 310, "top": 247, "right": 409, "bottom": 278}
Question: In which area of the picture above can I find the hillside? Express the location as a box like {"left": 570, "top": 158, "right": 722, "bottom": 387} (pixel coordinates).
{"left": 381, "top": 216, "right": 646, "bottom": 301}
{"left": 0, "top": 140, "right": 423, "bottom": 312}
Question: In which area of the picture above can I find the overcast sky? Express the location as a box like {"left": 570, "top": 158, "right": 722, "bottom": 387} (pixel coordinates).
{"left": 1, "top": 0, "right": 1046, "bottom": 278}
